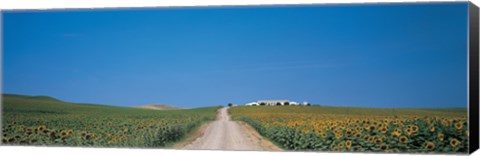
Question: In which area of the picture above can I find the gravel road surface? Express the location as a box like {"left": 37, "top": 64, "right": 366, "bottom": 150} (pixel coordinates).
{"left": 181, "top": 107, "right": 281, "bottom": 151}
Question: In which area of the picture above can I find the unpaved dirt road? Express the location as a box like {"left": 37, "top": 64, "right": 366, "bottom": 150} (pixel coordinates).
{"left": 179, "top": 107, "right": 281, "bottom": 151}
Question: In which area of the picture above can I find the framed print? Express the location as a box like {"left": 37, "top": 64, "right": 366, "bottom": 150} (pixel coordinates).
{"left": 1, "top": 1, "right": 479, "bottom": 155}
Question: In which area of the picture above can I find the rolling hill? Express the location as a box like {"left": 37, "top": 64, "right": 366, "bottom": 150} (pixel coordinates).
{"left": 1, "top": 93, "right": 220, "bottom": 147}
{"left": 132, "top": 104, "right": 183, "bottom": 110}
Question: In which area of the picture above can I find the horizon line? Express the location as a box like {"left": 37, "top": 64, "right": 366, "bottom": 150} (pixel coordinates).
{"left": 1, "top": 93, "right": 468, "bottom": 109}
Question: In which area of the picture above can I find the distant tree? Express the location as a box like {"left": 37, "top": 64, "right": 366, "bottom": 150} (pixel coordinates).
{"left": 228, "top": 103, "right": 233, "bottom": 107}
{"left": 276, "top": 102, "right": 282, "bottom": 106}
{"left": 307, "top": 103, "right": 311, "bottom": 106}
{"left": 284, "top": 102, "right": 290, "bottom": 106}
{"left": 252, "top": 104, "right": 258, "bottom": 106}
{"left": 260, "top": 102, "right": 266, "bottom": 106}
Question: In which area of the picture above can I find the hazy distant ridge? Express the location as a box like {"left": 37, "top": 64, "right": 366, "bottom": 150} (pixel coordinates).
{"left": 132, "top": 104, "right": 183, "bottom": 110}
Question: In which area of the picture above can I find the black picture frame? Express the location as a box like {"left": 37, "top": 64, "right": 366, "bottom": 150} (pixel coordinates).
{"left": 468, "top": 2, "right": 479, "bottom": 154}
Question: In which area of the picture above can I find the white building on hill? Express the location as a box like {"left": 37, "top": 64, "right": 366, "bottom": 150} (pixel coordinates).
{"left": 245, "top": 100, "right": 309, "bottom": 106}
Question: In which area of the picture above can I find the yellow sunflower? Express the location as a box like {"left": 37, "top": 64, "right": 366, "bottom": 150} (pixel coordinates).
{"left": 380, "top": 144, "right": 389, "bottom": 151}
{"left": 405, "top": 128, "right": 414, "bottom": 136}
{"left": 399, "top": 136, "right": 408, "bottom": 143}
{"left": 60, "top": 131, "right": 68, "bottom": 137}
{"left": 437, "top": 133, "right": 444, "bottom": 141}
{"left": 37, "top": 125, "right": 46, "bottom": 132}
{"left": 379, "top": 126, "right": 388, "bottom": 134}
{"left": 455, "top": 122, "right": 464, "bottom": 131}
{"left": 346, "top": 130, "right": 352, "bottom": 135}
{"left": 337, "top": 142, "right": 345, "bottom": 149}
{"left": 321, "top": 133, "right": 328, "bottom": 138}
{"left": 425, "top": 141, "right": 435, "bottom": 150}
{"left": 450, "top": 138, "right": 460, "bottom": 148}
{"left": 80, "top": 131, "right": 87, "bottom": 136}
{"left": 303, "top": 128, "right": 309, "bottom": 134}
{"left": 356, "top": 127, "right": 362, "bottom": 132}
{"left": 335, "top": 132, "right": 344, "bottom": 139}
{"left": 354, "top": 133, "right": 362, "bottom": 138}
{"left": 67, "top": 129, "right": 73, "bottom": 135}
{"left": 411, "top": 125, "right": 419, "bottom": 133}
{"left": 364, "top": 135, "right": 371, "bottom": 142}
{"left": 368, "top": 136, "right": 374, "bottom": 142}
{"left": 345, "top": 140, "right": 352, "bottom": 149}
{"left": 91, "top": 134, "right": 97, "bottom": 140}
{"left": 380, "top": 135, "right": 386, "bottom": 142}
{"left": 393, "top": 128, "right": 400, "bottom": 132}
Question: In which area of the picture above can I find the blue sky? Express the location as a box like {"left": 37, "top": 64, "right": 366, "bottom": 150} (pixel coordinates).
{"left": 2, "top": 2, "right": 469, "bottom": 108}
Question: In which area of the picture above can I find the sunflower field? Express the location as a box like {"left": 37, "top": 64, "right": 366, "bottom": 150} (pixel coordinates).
{"left": 229, "top": 106, "right": 468, "bottom": 153}
{"left": 1, "top": 94, "right": 220, "bottom": 147}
